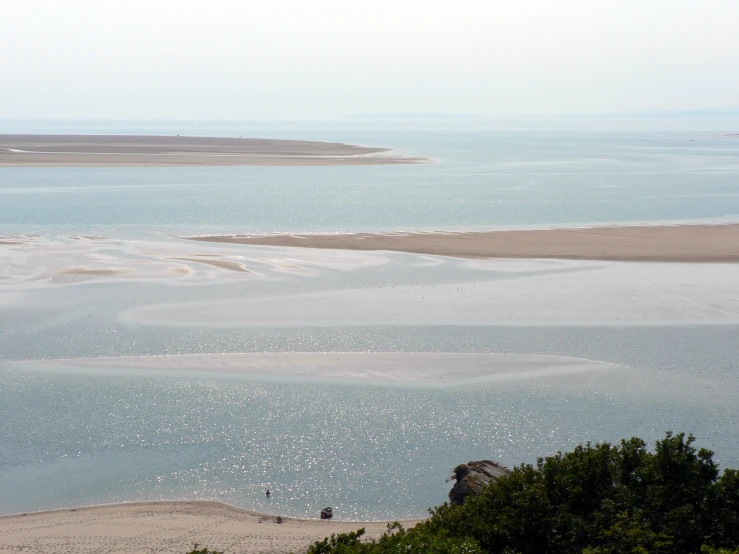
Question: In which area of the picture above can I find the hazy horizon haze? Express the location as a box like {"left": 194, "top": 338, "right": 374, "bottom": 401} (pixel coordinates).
{"left": 2, "top": 0, "right": 738, "bottom": 119}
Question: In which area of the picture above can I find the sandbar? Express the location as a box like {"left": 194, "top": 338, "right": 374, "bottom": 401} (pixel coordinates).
{"left": 188, "top": 224, "right": 739, "bottom": 262}
{"left": 120, "top": 261, "right": 739, "bottom": 326}
{"left": 9, "top": 353, "right": 619, "bottom": 386}
{"left": 170, "top": 257, "right": 251, "bottom": 272}
{"left": 0, "top": 501, "right": 419, "bottom": 554}
{"left": 0, "top": 135, "right": 426, "bottom": 167}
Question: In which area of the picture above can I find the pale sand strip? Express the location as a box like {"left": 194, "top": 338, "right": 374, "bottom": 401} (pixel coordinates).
{"left": 0, "top": 501, "right": 420, "bottom": 554}
{"left": 0, "top": 135, "right": 427, "bottom": 167}
{"left": 170, "top": 257, "right": 251, "bottom": 273}
{"left": 12, "top": 353, "right": 615, "bottom": 384}
{"left": 188, "top": 224, "right": 739, "bottom": 262}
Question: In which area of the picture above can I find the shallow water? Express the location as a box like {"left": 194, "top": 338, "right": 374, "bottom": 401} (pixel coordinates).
{"left": 2, "top": 247, "right": 738, "bottom": 519}
{"left": 2, "top": 119, "right": 739, "bottom": 235}
{"left": 1, "top": 119, "right": 738, "bottom": 519}
{"left": 2, "top": 352, "right": 737, "bottom": 519}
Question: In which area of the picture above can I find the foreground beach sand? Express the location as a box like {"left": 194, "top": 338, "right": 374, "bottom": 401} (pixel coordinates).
{"left": 188, "top": 223, "right": 739, "bottom": 262}
{"left": 0, "top": 135, "right": 425, "bottom": 166}
{"left": 0, "top": 501, "right": 420, "bottom": 554}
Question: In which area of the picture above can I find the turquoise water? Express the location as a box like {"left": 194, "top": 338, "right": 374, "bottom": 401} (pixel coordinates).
{"left": 2, "top": 119, "right": 739, "bottom": 235}
{"left": 1, "top": 119, "right": 739, "bottom": 519}
{"left": 2, "top": 350, "right": 737, "bottom": 520}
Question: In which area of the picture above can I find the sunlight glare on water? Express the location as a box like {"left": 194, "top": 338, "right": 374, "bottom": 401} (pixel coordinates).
{"left": 1, "top": 119, "right": 738, "bottom": 519}
{"left": 2, "top": 363, "right": 736, "bottom": 519}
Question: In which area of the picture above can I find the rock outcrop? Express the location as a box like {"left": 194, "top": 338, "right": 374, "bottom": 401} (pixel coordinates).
{"left": 448, "top": 460, "right": 511, "bottom": 505}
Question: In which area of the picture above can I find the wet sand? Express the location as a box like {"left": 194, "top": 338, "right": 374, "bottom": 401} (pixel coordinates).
{"left": 0, "top": 501, "right": 419, "bottom": 554}
{"left": 10, "top": 353, "right": 617, "bottom": 385}
{"left": 170, "top": 257, "right": 251, "bottom": 272}
{"left": 0, "top": 135, "right": 426, "bottom": 166}
{"left": 188, "top": 224, "right": 739, "bottom": 262}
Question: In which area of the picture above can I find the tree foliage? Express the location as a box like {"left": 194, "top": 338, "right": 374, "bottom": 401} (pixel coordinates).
{"left": 307, "top": 433, "right": 739, "bottom": 554}
{"left": 308, "top": 523, "right": 484, "bottom": 554}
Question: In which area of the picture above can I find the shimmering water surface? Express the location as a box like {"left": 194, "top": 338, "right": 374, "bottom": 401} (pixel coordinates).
{"left": 2, "top": 118, "right": 739, "bottom": 235}
{"left": 1, "top": 118, "right": 738, "bottom": 519}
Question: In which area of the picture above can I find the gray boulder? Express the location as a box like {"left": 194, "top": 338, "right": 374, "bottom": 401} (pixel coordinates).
{"left": 448, "top": 460, "right": 511, "bottom": 505}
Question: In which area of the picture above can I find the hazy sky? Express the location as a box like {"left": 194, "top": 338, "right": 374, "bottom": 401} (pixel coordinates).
{"left": 2, "top": 0, "right": 738, "bottom": 119}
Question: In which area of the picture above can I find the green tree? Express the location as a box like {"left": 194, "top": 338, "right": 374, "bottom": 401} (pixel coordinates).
{"left": 307, "top": 432, "right": 739, "bottom": 554}
{"left": 307, "top": 523, "right": 484, "bottom": 554}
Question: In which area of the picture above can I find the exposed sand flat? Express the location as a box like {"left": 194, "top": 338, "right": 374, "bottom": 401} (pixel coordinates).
{"left": 188, "top": 224, "right": 739, "bottom": 262}
{"left": 56, "top": 266, "right": 130, "bottom": 276}
{"left": 0, "top": 134, "right": 426, "bottom": 166}
{"left": 0, "top": 235, "right": 385, "bottom": 285}
{"left": 123, "top": 260, "right": 739, "bottom": 327}
{"left": 0, "top": 234, "right": 42, "bottom": 246}
{"left": 11, "top": 353, "right": 618, "bottom": 386}
{"left": 170, "top": 257, "right": 251, "bottom": 272}
{"left": 0, "top": 501, "right": 419, "bottom": 554}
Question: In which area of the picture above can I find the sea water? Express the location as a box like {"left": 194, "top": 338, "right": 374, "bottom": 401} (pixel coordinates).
{"left": 2, "top": 118, "right": 739, "bottom": 235}
{"left": 1, "top": 118, "right": 738, "bottom": 519}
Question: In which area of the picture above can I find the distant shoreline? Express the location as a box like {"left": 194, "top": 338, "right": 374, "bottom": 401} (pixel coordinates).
{"left": 0, "top": 500, "right": 422, "bottom": 554}
{"left": 187, "top": 223, "right": 739, "bottom": 262}
{"left": 0, "top": 134, "right": 428, "bottom": 167}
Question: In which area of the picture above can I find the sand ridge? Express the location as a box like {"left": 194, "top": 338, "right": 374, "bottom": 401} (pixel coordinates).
{"left": 10, "top": 352, "right": 619, "bottom": 386}
{"left": 121, "top": 260, "right": 739, "bottom": 327}
{"left": 0, "top": 134, "right": 428, "bottom": 166}
{"left": 0, "top": 501, "right": 421, "bottom": 554}
{"left": 170, "top": 257, "right": 251, "bottom": 273}
{"left": 187, "top": 223, "right": 739, "bottom": 262}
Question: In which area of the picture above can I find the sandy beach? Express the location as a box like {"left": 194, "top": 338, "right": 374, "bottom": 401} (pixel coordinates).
{"left": 0, "top": 501, "right": 419, "bottom": 554}
{"left": 188, "top": 223, "right": 739, "bottom": 262}
{"left": 0, "top": 135, "right": 425, "bottom": 166}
